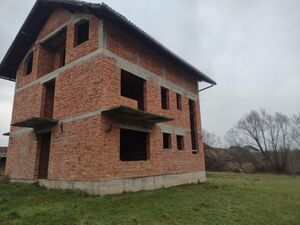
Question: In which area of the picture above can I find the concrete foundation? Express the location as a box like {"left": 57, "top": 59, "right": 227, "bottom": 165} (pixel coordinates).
{"left": 10, "top": 171, "right": 206, "bottom": 195}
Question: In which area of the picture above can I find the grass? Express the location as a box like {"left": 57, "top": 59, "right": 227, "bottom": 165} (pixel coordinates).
{"left": 0, "top": 172, "right": 299, "bottom": 225}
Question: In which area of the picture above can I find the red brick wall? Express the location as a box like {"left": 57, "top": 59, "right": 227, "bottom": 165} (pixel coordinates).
{"left": 6, "top": 10, "right": 205, "bottom": 181}
{"left": 16, "top": 10, "right": 99, "bottom": 88}
{"left": 54, "top": 56, "right": 103, "bottom": 119}
{"left": 47, "top": 116, "right": 204, "bottom": 181}
{"left": 11, "top": 83, "right": 43, "bottom": 124}
{"left": 66, "top": 16, "right": 100, "bottom": 63}
{"left": 106, "top": 22, "right": 138, "bottom": 64}
{"left": 139, "top": 45, "right": 164, "bottom": 76}
{"left": 5, "top": 132, "right": 38, "bottom": 179}
{"left": 37, "top": 9, "right": 72, "bottom": 41}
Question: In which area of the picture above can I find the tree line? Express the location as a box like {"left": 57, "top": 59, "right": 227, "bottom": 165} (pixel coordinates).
{"left": 203, "top": 110, "right": 300, "bottom": 174}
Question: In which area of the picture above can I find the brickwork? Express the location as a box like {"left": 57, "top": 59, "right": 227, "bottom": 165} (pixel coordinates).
{"left": 5, "top": 132, "right": 38, "bottom": 179}
{"left": 37, "top": 9, "right": 72, "bottom": 41}
{"left": 6, "top": 8, "right": 206, "bottom": 182}
{"left": 11, "top": 83, "right": 43, "bottom": 124}
{"left": 106, "top": 22, "right": 137, "bottom": 64}
{"left": 66, "top": 16, "right": 99, "bottom": 63}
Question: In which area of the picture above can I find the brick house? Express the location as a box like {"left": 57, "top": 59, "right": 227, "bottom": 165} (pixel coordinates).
{"left": 0, "top": 0, "right": 216, "bottom": 195}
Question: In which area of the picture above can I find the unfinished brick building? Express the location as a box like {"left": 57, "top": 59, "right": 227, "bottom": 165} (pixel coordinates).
{"left": 0, "top": 0, "right": 216, "bottom": 195}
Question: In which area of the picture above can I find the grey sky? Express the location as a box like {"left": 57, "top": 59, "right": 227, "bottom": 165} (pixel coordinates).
{"left": 0, "top": 0, "right": 299, "bottom": 146}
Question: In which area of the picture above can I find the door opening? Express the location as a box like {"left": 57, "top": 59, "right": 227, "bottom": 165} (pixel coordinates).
{"left": 38, "top": 132, "right": 51, "bottom": 179}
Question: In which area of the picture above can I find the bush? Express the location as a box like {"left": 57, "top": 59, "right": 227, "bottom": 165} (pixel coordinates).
{"left": 205, "top": 146, "right": 300, "bottom": 174}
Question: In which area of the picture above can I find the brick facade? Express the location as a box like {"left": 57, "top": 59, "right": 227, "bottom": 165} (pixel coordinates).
{"left": 5, "top": 8, "right": 206, "bottom": 185}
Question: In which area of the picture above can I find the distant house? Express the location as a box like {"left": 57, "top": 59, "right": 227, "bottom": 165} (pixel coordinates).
{"left": 0, "top": 0, "right": 216, "bottom": 195}
{"left": 0, "top": 147, "right": 7, "bottom": 175}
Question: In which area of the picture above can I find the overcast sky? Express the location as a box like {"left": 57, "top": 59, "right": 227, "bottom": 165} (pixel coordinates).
{"left": 0, "top": 0, "right": 300, "bottom": 146}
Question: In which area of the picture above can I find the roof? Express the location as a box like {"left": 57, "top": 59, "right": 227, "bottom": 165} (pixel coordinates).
{"left": 0, "top": 0, "right": 216, "bottom": 85}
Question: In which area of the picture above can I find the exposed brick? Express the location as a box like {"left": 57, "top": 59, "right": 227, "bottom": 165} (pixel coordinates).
{"left": 106, "top": 22, "right": 137, "bottom": 64}
{"left": 6, "top": 8, "right": 205, "bottom": 182}
{"left": 66, "top": 16, "right": 100, "bottom": 63}
{"left": 139, "top": 45, "right": 164, "bottom": 76}
{"left": 37, "top": 9, "right": 72, "bottom": 41}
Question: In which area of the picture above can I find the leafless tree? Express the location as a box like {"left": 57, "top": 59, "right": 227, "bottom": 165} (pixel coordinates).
{"left": 293, "top": 113, "right": 300, "bottom": 146}
{"left": 202, "top": 129, "right": 221, "bottom": 148}
{"left": 225, "top": 128, "right": 248, "bottom": 147}
{"left": 229, "top": 110, "right": 296, "bottom": 173}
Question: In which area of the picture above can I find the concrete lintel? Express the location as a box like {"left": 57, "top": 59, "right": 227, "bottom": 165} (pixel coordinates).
{"left": 118, "top": 122, "right": 152, "bottom": 133}
{"left": 158, "top": 124, "right": 189, "bottom": 136}
{"left": 109, "top": 49, "right": 148, "bottom": 80}
{"left": 71, "top": 13, "right": 93, "bottom": 23}
{"left": 12, "top": 171, "right": 206, "bottom": 196}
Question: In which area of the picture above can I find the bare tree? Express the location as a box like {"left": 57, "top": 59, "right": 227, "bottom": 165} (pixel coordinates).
{"left": 231, "top": 110, "right": 296, "bottom": 173}
{"left": 225, "top": 128, "right": 248, "bottom": 147}
{"left": 293, "top": 113, "right": 300, "bottom": 146}
{"left": 202, "top": 129, "right": 223, "bottom": 170}
{"left": 202, "top": 129, "right": 221, "bottom": 148}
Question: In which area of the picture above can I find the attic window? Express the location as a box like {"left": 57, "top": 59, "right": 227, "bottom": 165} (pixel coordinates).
{"left": 25, "top": 53, "right": 33, "bottom": 75}
{"left": 74, "top": 20, "right": 89, "bottom": 46}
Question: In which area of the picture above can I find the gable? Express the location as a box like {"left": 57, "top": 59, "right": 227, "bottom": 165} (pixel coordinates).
{"left": 0, "top": 0, "right": 216, "bottom": 85}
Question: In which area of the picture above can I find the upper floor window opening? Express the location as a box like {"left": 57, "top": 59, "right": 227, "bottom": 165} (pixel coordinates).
{"left": 74, "top": 20, "right": 89, "bottom": 46}
{"left": 176, "top": 93, "right": 182, "bottom": 110}
{"left": 25, "top": 52, "right": 33, "bottom": 75}
{"left": 121, "top": 70, "right": 145, "bottom": 110}
{"left": 161, "top": 87, "right": 169, "bottom": 110}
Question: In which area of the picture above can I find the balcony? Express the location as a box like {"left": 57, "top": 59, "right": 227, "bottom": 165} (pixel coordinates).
{"left": 11, "top": 117, "right": 58, "bottom": 131}
{"left": 102, "top": 105, "right": 173, "bottom": 125}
